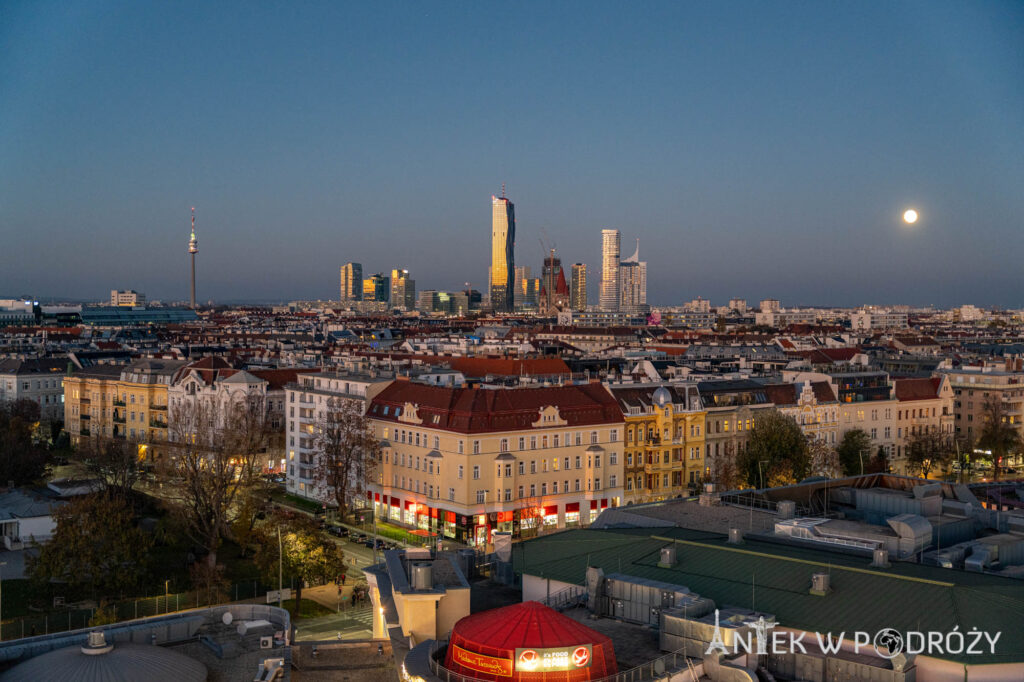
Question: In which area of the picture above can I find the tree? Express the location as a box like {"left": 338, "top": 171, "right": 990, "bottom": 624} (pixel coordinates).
{"left": 904, "top": 427, "right": 956, "bottom": 478}
{"left": 28, "top": 492, "right": 152, "bottom": 599}
{"left": 164, "top": 393, "right": 271, "bottom": 569}
{"left": 977, "top": 397, "right": 1022, "bottom": 481}
{"left": 312, "top": 397, "right": 381, "bottom": 521}
{"left": 867, "top": 445, "right": 890, "bottom": 474}
{"left": 808, "top": 438, "right": 840, "bottom": 478}
{"left": 837, "top": 429, "right": 872, "bottom": 476}
{"left": 738, "top": 410, "right": 810, "bottom": 488}
{"left": 709, "top": 440, "right": 742, "bottom": 491}
{"left": 77, "top": 435, "right": 141, "bottom": 500}
{"left": 0, "top": 400, "right": 49, "bottom": 486}
{"left": 253, "top": 511, "right": 346, "bottom": 616}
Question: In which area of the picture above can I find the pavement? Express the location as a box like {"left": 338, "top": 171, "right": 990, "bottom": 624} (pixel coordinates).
{"left": 293, "top": 582, "right": 375, "bottom": 641}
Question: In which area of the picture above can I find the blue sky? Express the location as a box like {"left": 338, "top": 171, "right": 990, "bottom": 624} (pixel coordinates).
{"left": 2, "top": 1, "right": 1022, "bottom": 306}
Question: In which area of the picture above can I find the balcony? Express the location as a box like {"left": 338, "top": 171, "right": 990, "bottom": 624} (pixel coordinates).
{"left": 80, "top": 413, "right": 90, "bottom": 420}
{"left": 113, "top": 413, "right": 126, "bottom": 424}
{"left": 113, "top": 399, "right": 126, "bottom": 407}
{"left": 80, "top": 428, "right": 91, "bottom": 437}
{"left": 150, "top": 420, "right": 167, "bottom": 429}
{"left": 149, "top": 403, "right": 168, "bottom": 411}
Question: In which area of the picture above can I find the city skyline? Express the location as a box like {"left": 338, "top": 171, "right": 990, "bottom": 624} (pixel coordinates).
{"left": 1, "top": 2, "right": 1022, "bottom": 307}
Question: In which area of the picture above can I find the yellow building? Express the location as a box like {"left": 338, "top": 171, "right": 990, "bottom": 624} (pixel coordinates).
{"left": 63, "top": 359, "right": 187, "bottom": 458}
{"left": 609, "top": 385, "right": 706, "bottom": 504}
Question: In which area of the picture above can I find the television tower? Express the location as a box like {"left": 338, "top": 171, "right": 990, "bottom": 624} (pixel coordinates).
{"left": 188, "top": 207, "right": 198, "bottom": 308}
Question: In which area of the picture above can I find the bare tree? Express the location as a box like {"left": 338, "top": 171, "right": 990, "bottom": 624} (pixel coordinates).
{"left": 710, "top": 440, "right": 742, "bottom": 491}
{"left": 904, "top": 426, "right": 957, "bottom": 479}
{"left": 808, "top": 438, "right": 841, "bottom": 478}
{"left": 312, "top": 397, "right": 380, "bottom": 520}
{"left": 78, "top": 435, "right": 140, "bottom": 500}
{"left": 977, "top": 397, "right": 1022, "bottom": 481}
{"left": 164, "top": 393, "right": 271, "bottom": 568}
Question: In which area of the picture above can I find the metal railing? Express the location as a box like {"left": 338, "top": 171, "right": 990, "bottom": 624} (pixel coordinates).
{"left": 538, "top": 584, "right": 589, "bottom": 610}
{"left": 429, "top": 641, "right": 692, "bottom": 682}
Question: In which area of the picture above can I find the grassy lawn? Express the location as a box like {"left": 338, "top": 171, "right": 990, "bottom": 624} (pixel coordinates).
{"left": 282, "top": 598, "right": 334, "bottom": 619}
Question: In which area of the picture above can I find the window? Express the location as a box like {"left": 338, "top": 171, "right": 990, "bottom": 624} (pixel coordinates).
{"left": 552, "top": 481, "right": 559, "bottom": 493}
{"left": 553, "top": 434, "right": 559, "bottom": 448}
{"left": 594, "top": 454, "right": 601, "bottom": 467}
{"left": 473, "top": 440, "right": 480, "bottom": 454}
{"left": 518, "top": 461, "right": 525, "bottom": 475}
{"left": 504, "top": 463, "right": 512, "bottom": 477}
{"left": 626, "top": 453, "right": 633, "bottom": 466}
{"left": 530, "top": 484, "right": 536, "bottom": 496}
{"left": 504, "top": 488, "right": 512, "bottom": 501}
{"left": 530, "top": 436, "right": 537, "bottom": 449}
{"left": 575, "top": 432, "right": 582, "bottom": 445}
{"left": 610, "top": 429, "right": 618, "bottom": 443}
{"left": 518, "top": 437, "right": 525, "bottom": 450}
{"left": 541, "top": 483, "right": 547, "bottom": 495}
{"left": 500, "top": 438, "right": 509, "bottom": 452}
{"left": 530, "top": 460, "right": 537, "bottom": 474}
{"left": 563, "top": 457, "right": 569, "bottom": 470}
{"left": 609, "top": 475, "right": 618, "bottom": 487}
{"left": 542, "top": 436, "right": 548, "bottom": 448}
{"left": 553, "top": 457, "right": 560, "bottom": 471}
{"left": 458, "top": 465, "right": 464, "bottom": 479}
{"left": 472, "top": 465, "right": 480, "bottom": 480}
{"left": 575, "top": 455, "right": 581, "bottom": 469}
{"left": 476, "top": 490, "right": 485, "bottom": 504}
{"left": 458, "top": 440, "right": 464, "bottom": 454}
{"left": 518, "top": 485, "right": 524, "bottom": 498}
{"left": 574, "top": 479, "right": 580, "bottom": 492}
{"left": 433, "top": 435, "right": 439, "bottom": 449}
{"left": 591, "top": 431, "right": 598, "bottom": 444}
{"left": 448, "top": 487, "right": 455, "bottom": 501}
{"left": 610, "top": 452, "right": 617, "bottom": 465}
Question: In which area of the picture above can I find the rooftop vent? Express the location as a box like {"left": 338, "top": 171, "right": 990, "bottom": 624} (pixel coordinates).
{"left": 871, "top": 549, "right": 890, "bottom": 568}
{"left": 777, "top": 500, "right": 796, "bottom": 520}
{"left": 82, "top": 630, "right": 113, "bottom": 656}
{"left": 658, "top": 546, "right": 676, "bottom": 567}
{"left": 809, "top": 572, "right": 830, "bottom": 596}
{"left": 411, "top": 562, "right": 433, "bottom": 590}
{"left": 728, "top": 528, "right": 743, "bottom": 544}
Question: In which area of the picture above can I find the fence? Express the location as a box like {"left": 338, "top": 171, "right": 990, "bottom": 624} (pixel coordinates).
{"left": 0, "top": 579, "right": 284, "bottom": 642}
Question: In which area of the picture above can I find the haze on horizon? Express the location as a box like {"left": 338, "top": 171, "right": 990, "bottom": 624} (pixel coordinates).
{"left": 1, "top": 1, "right": 1022, "bottom": 308}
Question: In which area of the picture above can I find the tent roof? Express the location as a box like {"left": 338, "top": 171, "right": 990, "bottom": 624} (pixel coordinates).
{"left": 451, "top": 601, "right": 611, "bottom": 652}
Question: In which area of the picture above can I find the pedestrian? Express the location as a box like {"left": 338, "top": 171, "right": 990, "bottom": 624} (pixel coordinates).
{"left": 378, "top": 643, "right": 384, "bottom": 657}
{"left": 337, "top": 584, "right": 342, "bottom": 596}
{"left": 341, "top": 574, "right": 346, "bottom": 586}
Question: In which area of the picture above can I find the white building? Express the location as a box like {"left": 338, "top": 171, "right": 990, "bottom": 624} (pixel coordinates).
{"left": 110, "top": 290, "right": 146, "bottom": 307}
{"left": 849, "top": 309, "right": 910, "bottom": 331}
{"left": 0, "top": 358, "right": 67, "bottom": 422}
{"left": 284, "top": 369, "right": 395, "bottom": 499}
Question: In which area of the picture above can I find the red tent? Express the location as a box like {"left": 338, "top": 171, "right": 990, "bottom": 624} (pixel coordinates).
{"left": 444, "top": 601, "right": 617, "bottom": 682}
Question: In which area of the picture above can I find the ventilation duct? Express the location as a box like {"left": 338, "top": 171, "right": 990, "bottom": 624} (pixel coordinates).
{"left": 810, "top": 572, "right": 830, "bottom": 596}
{"left": 411, "top": 562, "right": 433, "bottom": 590}
{"left": 659, "top": 546, "right": 677, "bottom": 567}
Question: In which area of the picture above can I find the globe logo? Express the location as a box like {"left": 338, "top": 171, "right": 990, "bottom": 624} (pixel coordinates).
{"left": 873, "top": 629, "right": 904, "bottom": 658}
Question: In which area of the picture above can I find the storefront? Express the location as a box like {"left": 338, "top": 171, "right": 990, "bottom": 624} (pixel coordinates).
{"left": 565, "top": 502, "right": 581, "bottom": 528}
{"left": 588, "top": 499, "right": 608, "bottom": 524}
{"left": 542, "top": 504, "right": 559, "bottom": 529}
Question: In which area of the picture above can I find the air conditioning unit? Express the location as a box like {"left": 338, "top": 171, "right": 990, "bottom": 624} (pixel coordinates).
{"left": 260, "top": 636, "right": 274, "bottom": 649}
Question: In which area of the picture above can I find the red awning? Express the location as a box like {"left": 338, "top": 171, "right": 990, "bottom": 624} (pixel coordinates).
{"left": 497, "top": 510, "right": 513, "bottom": 523}
{"left": 366, "top": 491, "right": 372, "bottom": 501}
{"left": 565, "top": 502, "right": 580, "bottom": 513}
{"left": 391, "top": 498, "right": 400, "bottom": 507}
{"left": 430, "top": 507, "right": 438, "bottom": 518}
{"left": 374, "top": 492, "right": 380, "bottom": 502}
{"left": 446, "top": 511, "right": 456, "bottom": 523}
{"left": 590, "top": 500, "right": 598, "bottom": 510}
{"left": 601, "top": 499, "right": 608, "bottom": 508}
{"left": 543, "top": 505, "right": 558, "bottom": 516}
{"left": 405, "top": 500, "right": 414, "bottom": 510}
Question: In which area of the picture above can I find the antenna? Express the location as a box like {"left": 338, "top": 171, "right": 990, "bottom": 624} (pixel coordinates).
{"left": 501, "top": 182, "right": 506, "bottom": 198}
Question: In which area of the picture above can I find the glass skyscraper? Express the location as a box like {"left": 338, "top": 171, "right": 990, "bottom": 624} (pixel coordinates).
{"left": 489, "top": 194, "right": 516, "bottom": 313}
{"left": 600, "top": 229, "right": 620, "bottom": 312}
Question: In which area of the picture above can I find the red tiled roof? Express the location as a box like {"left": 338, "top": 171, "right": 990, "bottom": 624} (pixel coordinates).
{"left": 447, "top": 357, "right": 571, "bottom": 378}
{"left": 369, "top": 381, "right": 623, "bottom": 434}
{"left": 762, "top": 381, "right": 837, "bottom": 406}
{"left": 249, "top": 368, "right": 319, "bottom": 390}
{"left": 894, "top": 377, "right": 942, "bottom": 401}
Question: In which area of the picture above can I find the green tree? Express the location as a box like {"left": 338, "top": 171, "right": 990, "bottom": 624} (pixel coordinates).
{"left": 738, "top": 410, "right": 809, "bottom": 488}
{"left": 977, "top": 397, "right": 1022, "bottom": 481}
{"left": 837, "top": 429, "right": 872, "bottom": 476}
{"left": 29, "top": 492, "right": 152, "bottom": 599}
{"left": 0, "top": 400, "right": 49, "bottom": 486}
{"left": 253, "top": 511, "right": 346, "bottom": 617}
{"left": 77, "top": 435, "right": 141, "bottom": 501}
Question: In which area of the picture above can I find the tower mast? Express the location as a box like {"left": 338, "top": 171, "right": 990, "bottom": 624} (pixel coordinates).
{"left": 188, "top": 207, "right": 199, "bottom": 309}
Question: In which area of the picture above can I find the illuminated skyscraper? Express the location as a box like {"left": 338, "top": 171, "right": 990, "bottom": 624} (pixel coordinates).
{"left": 600, "top": 229, "right": 620, "bottom": 312}
{"left": 188, "top": 208, "right": 198, "bottom": 309}
{"left": 390, "top": 268, "right": 416, "bottom": 311}
{"left": 489, "top": 192, "right": 516, "bottom": 313}
{"left": 340, "top": 262, "right": 363, "bottom": 302}
{"left": 571, "top": 263, "right": 587, "bottom": 312}
{"left": 619, "top": 239, "right": 648, "bottom": 314}
{"left": 363, "top": 273, "right": 390, "bottom": 302}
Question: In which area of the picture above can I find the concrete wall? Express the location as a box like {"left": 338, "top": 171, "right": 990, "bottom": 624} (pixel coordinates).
{"left": 522, "top": 574, "right": 578, "bottom": 603}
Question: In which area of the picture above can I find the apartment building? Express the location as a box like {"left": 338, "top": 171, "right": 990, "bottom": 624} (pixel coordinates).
{"left": 698, "top": 380, "right": 777, "bottom": 478}
{"left": 763, "top": 380, "right": 840, "bottom": 445}
{"left": 63, "top": 359, "right": 187, "bottom": 459}
{"left": 942, "top": 363, "right": 1024, "bottom": 468}
{"left": 608, "top": 384, "right": 706, "bottom": 504}
{"left": 366, "top": 380, "right": 625, "bottom": 547}
{"left": 284, "top": 369, "right": 395, "bottom": 498}
{"left": 0, "top": 358, "right": 67, "bottom": 422}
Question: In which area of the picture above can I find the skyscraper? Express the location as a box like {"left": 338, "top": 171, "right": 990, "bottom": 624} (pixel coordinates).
{"left": 619, "top": 239, "right": 648, "bottom": 314}
{"left": 600, "top": 229, "right": 620, "bottom": 312}
{"left": 390, "top": 268, "right": 416, "bottom": 311}
{"left": 539, "top": 253, "right": 569, "bottom": 314}
{"left": 513, "top": 266, "right": 531, "bottom": 310}
{"left": 340, "top": 262, "right": 363, "bottom": 302}
{"left": 571, "top": 263, "right": 587, "bottom": 312}
{"left": 363, "top": 273, "right": 390, "bottom": 302}
{"left": 188, "top": 208, "right": 198, "bottom": 309}
{"left": 489, "top": 193, "right": 516, "bottom": 313}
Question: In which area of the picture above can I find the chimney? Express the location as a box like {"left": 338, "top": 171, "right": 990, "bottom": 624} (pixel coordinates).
{"left": 728, "top": 528, "right": 743, "bottom": 544}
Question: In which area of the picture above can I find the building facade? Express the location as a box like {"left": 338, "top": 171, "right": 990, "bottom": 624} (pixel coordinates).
{"left": 110, "top": 290, "right": 146, "bottom": 307}
{"left": 340, "top": 262, "right": 363, "bottom": 302}
{"left": 609, "top": 384, "right": 706, "bottom": 504}
{"left": 600, "top": 229, "right": 620, "bottom": 312}
{"left": 618, "top": 239, "right": 648, "bottom": 314}
{"left": 367, "top": 380, "right": 625, "bottom": 546}
{"left": 570, "top": 263, "right": 587, "bottom": 312}
{"left": 0, "top": 358, "right": 67, "bottom": 422}
{"left": 363, "top": 273, "right": 389, "bottom": 302}
{"left": 390, "top": 269, "right": 416, "bottom": 311}
{"left": 489, "top": 194, "right": 516, "bottom": 312}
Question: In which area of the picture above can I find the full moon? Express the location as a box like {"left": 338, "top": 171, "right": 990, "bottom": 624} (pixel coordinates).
{"left": 903, "top": 209, "right": 919, "bottom": 224}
